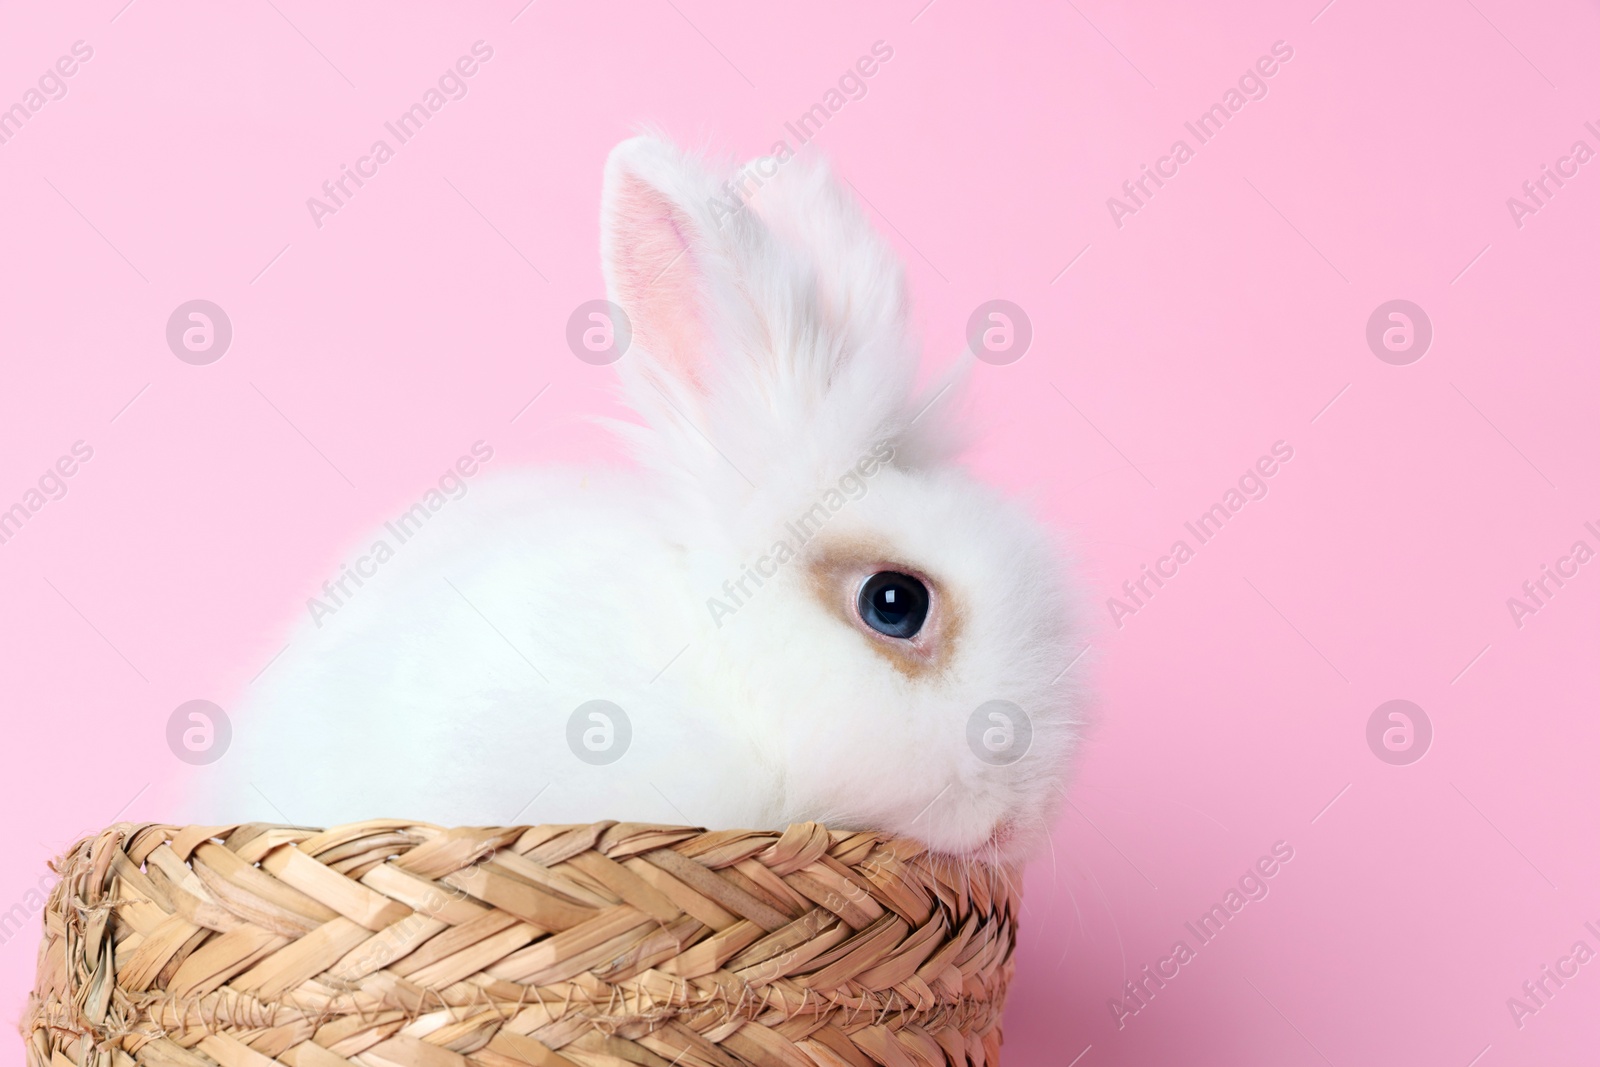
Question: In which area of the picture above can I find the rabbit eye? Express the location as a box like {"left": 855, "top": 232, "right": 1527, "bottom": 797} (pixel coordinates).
{"left": 857, "top": 572, "right": 929, "bottom": 639}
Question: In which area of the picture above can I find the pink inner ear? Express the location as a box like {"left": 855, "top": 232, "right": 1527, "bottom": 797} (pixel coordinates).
{"left": 612, "top": 173, "right": 709, "bottom": 391}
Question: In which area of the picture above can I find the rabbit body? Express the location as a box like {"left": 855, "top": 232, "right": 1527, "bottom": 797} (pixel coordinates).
{"left": 211, "top": 466, "right": 781, "bottom": 832}
{"left": 206, "top": 136, "right": 1087, "bottom": 860}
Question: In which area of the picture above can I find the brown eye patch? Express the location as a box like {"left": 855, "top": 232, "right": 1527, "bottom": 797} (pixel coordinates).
{"left": 804, "top": 536, "right": 962, "bottom": 679}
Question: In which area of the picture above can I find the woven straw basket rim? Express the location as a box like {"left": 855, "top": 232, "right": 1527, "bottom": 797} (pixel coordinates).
{"left": 25, "top": 819, "right": 1020, "bottom": 1067}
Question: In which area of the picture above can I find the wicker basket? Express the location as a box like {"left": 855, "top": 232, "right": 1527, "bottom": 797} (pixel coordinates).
{"left": 24, "top": 820, "right": 1019, "bottom": 1067}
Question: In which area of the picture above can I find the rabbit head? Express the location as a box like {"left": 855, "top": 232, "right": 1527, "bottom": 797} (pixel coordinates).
{"left": 600, "top": 135, "right": 1086, "bottom": 861}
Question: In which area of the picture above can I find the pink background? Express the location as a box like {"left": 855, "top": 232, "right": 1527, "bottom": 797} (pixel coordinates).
{"left": 3, "top": 1, "right": 1598, "bottom": 1063}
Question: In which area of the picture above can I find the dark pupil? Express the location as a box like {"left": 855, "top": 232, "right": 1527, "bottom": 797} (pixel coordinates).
{"left": 858, "top": 572, "right": 929, "bottom": 639}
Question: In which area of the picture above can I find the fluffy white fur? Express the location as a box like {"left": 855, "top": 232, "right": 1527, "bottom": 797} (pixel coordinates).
{"left": 203, "top": 136, "right": 1086, "bottom": 861}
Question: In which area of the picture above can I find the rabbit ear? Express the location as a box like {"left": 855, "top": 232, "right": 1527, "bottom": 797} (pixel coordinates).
{"left": 600, "top": 135, "right": 776, "bottom": 505}
{"left": 738, "top": 153, "right": 966, "bottom": 467}
{"left": 600, "top": 135, "right": 954, "bottom": 515}
{"left": 600, "top": 136, "right": 729, "bottom": 397}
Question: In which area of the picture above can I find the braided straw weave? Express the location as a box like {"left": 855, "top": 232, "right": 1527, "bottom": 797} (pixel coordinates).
{"left": 24, "top": 820, "right": 1019, "bottom": 1067}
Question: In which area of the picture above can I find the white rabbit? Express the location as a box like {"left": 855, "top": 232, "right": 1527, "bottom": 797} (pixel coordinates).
{"left": 201, "top": 135, "right": 1087, "bottom": 861}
